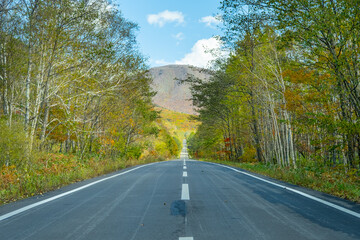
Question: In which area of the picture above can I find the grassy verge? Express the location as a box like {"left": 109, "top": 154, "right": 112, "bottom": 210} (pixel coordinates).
{"left": 200, "top": 159, "right": 360, "bottom": 203}
{"left": 0, "top": 153, "right": 163, "bottom": 205}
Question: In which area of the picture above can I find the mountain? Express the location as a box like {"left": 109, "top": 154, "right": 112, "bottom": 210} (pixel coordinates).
{"left": 149, "top": 65, "right": 211, "bottom": 115}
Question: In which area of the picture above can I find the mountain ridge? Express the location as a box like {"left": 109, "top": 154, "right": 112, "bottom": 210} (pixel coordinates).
{"left": 149, "top": 64, "right": 211, "bottom": 115}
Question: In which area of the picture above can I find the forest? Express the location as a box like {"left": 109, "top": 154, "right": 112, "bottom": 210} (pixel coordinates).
{"left": 187, "top": 0, "right": 360, "bottom": 200}
{"left": 0, "top": 0, "right": 180, "bottom": 203}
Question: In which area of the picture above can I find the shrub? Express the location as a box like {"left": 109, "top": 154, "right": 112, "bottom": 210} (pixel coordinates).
{"left": 0, "top": 120, "right": 29, "bottom": 167}
{"left": 125, "top": 145, "right": 143, "bottom": 160}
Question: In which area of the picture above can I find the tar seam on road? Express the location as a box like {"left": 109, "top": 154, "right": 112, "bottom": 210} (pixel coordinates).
{"left": 0, "top": 162, "right": 158, "bottom": 222}
{"left": 208, "top": 162, "right": 360, "bottom": 219}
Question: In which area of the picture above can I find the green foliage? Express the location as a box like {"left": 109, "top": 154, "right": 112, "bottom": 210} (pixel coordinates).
{"left": 187, "top": 122, "right": 224, "bottom": 160}
{"left": 166, "top": 134, "right": 180, "bottom": 157}
{"left": 0, "top": 120, "right": 29, "bottom": 167}
{"left": 152, "top": 128, "right": 180, "bottom": 159}
{"left": 125, "top": 145, "right": 143, "bottom": 160}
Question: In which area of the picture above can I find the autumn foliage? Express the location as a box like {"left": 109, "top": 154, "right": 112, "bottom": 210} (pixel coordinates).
{"left": 188, "top": 0, "right": 360, "bottom": 200}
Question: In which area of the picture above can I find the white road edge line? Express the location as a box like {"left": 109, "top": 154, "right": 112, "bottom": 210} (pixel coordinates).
{"left": 181, "top": 184, "right": 190, "bottom": 200}
{"left": 179, "top": 237, "right": 193, "bottom": 240}
{"left": 208, "top": 162, "right": 360, "bottom": 219}
{"left": 0, "top": 163, "right": 157, "bottom": 222}
{"left": 183, "top": 172, "right": 188, "bottom": 177}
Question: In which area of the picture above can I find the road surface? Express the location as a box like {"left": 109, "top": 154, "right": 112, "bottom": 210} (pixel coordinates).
{"left": 0, "top": 143, "right": 359, "bottom": 239}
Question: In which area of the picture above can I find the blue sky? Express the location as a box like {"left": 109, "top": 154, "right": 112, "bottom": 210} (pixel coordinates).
{"left": 114, "top": 0, "right": 224, "bottom": 68}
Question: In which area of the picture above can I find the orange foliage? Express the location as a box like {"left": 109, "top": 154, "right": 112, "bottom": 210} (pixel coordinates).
{"left": 283, "top": 69, "right": 315, "bottom": 84}
{"left": 0, "top": 165, "right": 18, "bottom": 189}
{"left": 284, "top": 89, "right": 303, "bottom": 112}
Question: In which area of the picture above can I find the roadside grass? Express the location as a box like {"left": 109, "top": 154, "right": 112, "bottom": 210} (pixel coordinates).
{"left": 0, "top": 153, "right": 162, "bottom": 205}
{"left": 200, "top": 159, "right": 360, "bottom": 204}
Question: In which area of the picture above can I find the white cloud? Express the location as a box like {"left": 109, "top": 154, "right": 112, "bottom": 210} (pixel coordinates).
{"left": 199, "top": 16, "right": 221, "bottom": 28}
{"left": 173, "top": 32, "right": 184, "bottom": 41}
{"left": 154, "top": 59, "right": 172, "bottom": 66}
{"left": 175, "top": 37, "right": 227, "bottom": 68}
{"left": 147, "top": 10, "right": 185, "bottom": 27}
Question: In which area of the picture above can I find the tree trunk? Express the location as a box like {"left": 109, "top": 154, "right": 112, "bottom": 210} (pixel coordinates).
{"left": 250, "top": 99, "right": 263, "bottom": 162}
{"left": 25, "top": 25, "right": 32, "bottom": 131}
{"left": 1, "top": 41, "right": 9, "bottom": 116}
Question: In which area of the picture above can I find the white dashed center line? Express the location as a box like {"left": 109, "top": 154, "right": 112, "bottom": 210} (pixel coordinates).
{"left": 179, "top": 142, "right": 193, "bottom": 239}
{"left": 181, "top": 184, "right": 190, "bottom": 200}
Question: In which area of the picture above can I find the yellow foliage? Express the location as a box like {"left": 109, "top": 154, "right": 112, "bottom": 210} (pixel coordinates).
{"left": 155, "top": 107, "right": 199, "bottom": 141}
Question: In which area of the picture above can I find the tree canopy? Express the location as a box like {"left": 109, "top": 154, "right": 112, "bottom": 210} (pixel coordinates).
{"left": 188, "top": 0, "right": 360, "bottom": 172}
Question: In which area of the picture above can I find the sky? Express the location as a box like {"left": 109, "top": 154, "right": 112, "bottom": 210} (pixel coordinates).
{"left": 114, "top": 0, "right": 224, "bottom": 68}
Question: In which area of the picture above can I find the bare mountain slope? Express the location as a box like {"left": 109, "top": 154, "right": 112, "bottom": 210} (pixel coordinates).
{"left": 150, "top": 65, "right": 210, "bottom": 115}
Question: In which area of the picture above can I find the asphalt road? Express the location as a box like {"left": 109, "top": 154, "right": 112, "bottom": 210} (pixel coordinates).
{"left": 1, "top": 153, "right": 360, "bottom": 239}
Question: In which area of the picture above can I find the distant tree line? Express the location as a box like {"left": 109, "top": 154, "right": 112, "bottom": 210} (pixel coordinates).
{"left": 188, "top": 0, "right": 360, "bottom": 171}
